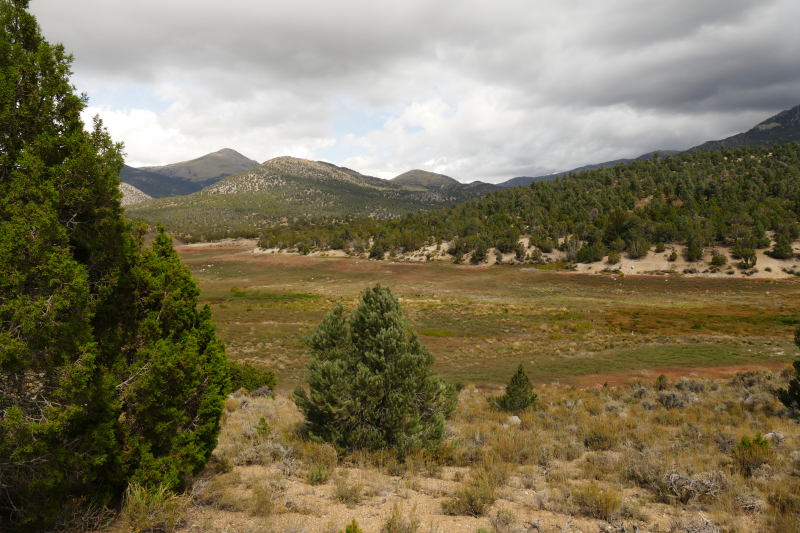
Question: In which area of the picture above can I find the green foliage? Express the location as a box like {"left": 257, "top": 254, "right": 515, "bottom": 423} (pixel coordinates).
{"left": 488, "top": 364, "right": 538, "bottom": 413}
{"left": 293, "top": 285, "right": 457, "bottom": 453}
{"left": 229, "top": 360, "right": 277, "bottom": 392}
{"left": 732, "top": 434, "right": 773, "bottom": 477}
{"left": 576, "top": 244, "right": 605, "bottom": 263}
{"left": 710, "top": 249, "right": 728, "bottom": 266}
{"left": 627, "top": 237, "right": 651, "bottom": 259}
{"left": 339, "top": 519, "right": 363, "bottom": 533}
{"left": 668, "top": 250, "right": 678, "bottom": 262}
{"left": 607, "top": 250, "right": 621, "bottom": 264}
{"left": 771, "top": 234, "right": 795, "bottom": 259}
{"left": 256, "top": 417, "right": 274, "bottom": 438}
{"left": 0, "top": 4, "right": 228, "bottom": 529}
{"left": 778, "top": 341, "right": 800, "bottom": 409}
{"left": 655, "top": 374, "right": 671, "bottom": 390}
{"left": 306, "top": 463, "right": 333, "bottom": 485}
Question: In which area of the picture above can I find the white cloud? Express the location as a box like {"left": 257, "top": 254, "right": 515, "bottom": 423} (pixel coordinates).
{"left": 32, "top": 0, "right": 800, "bottom": 182}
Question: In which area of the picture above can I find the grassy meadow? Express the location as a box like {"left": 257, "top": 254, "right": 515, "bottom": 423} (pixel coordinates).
{"left": 180, "top": 244, "right": 800, "bottom": 389}
{"left": 105, "top": 243, "right": 800, "bottom": 533}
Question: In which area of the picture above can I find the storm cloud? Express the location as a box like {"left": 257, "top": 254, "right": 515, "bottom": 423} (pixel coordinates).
{"left": 30, "top": 0, "right": 800, "bottom": 181}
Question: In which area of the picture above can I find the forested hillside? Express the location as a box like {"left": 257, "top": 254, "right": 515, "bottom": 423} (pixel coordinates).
{"left": 252, "top": 143, "right": 800, "bottom": 262}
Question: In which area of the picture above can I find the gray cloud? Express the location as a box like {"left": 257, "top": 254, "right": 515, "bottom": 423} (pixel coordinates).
{"left": 30, "top": 0, "right": 800, "bottom": 181}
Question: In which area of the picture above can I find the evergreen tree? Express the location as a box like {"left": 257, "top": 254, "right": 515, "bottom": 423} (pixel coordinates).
{"left": 488, "top": 364, "right": 538, "bottom": 413}
{"left": 771, "top": 234, "right": 794, "bottom": 259}
{"left": 293, "top": 286, "right": 457, "bottom": 453}
{"left": 0, "top": 3, "right": 228, "bottom": 529}
{"left": 778, "top": 327, "right": 800, "bottom": 410}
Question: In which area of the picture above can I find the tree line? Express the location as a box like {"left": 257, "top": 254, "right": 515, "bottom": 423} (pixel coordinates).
{"left": 251, "top": 143, "right": 800, "bottom": 263}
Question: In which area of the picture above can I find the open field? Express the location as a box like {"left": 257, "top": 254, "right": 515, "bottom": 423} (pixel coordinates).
{"left": 125, "top": 372, "right": 800, "bottom": 533}
{"left": 178, "top": 243, "right": 800, "bottom": 390}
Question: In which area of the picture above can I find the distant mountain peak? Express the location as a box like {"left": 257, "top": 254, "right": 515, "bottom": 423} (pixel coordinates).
{"left": 391, "top": 169, "right": 461, "bottom": 190}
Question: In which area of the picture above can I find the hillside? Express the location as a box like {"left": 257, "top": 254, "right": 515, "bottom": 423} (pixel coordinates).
{"left": 254, "top": 142, "right": 800, "bottom": 265}
{"left": 119, "top": 182, "right": 152, "bottom": 205}
{"left": 139, "top": 148, "right": 261, "bottom": 186}
{"left": 502, "top": 103, "right": 800, "bottom": 188}
{"left": 501, "top": 150, "right": 682, "bottom": 187}
{"left": 119, "top": 164, "right": 205, "bottom": 198}
{"left": 391, "top": 169, "right": 462, "bottom": 189}
{"left": 125, "top": 156, "right": 499, "bottom": 238}
{"left": 683, "top": 103, "right": 800, "bottom": 153}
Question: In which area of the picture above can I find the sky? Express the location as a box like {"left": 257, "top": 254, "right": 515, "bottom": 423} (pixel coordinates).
{"left": 31, "top": 0, "right": 800, "bottom": 183}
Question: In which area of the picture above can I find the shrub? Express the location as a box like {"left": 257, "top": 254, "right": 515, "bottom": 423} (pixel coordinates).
{"left": 229, "top": 361, "right": 277, "bottom": 393}
{"left": 654, "top": 374, "right": 671, "bottom": 391}
{"left": 778, "top": 359, "right": 800, "bottom": 409}
{"left": 339, "top": 519, "right": 363, "bottom": 533}
{"left": 607, "top": 250, "right": 621, "bottom": 264}
{"left": 381, "top": 502, "right": 420, "bottom": 533}
{"left": 571, "top": 482, "right": 622, "bottom": 521}
{"left": 122, "top": 483, "right": 190, "bottom": 533}
{"left": 668, "top": 250, "right": 678, "bottom": 261}
{"left": 293, "top": 285, "right": 457, "bottom": 453}
{"left": 627, "top": 237, "right": 651, "bottom": 259}
{"left": 441, "top": 454, "right": 505, "bottom": 517}
{"left": 732, "top": 434, "right": 773, "bottom": 477}
{"left": 584, "top": 421, "right": 620, "bottom": 451}
{"left": 488, "top": 364, "right": 538, "bottom": 413}
{"left": 657, "top": 390, "right": 687, "bottom": 409}
{"left": 576, "top": 244, "right": 605, "bottom": 263}
{"left": 710, "top": 250, "right": 728, "bottom": 266}
{"left": 306, "top": 463, "right": 333, "bottom": 485}
{"left": 333, "top": 472, "right": 364, "bottom": 506}
{"left": 655, "top": 242, "right": 666, "bottom": 253}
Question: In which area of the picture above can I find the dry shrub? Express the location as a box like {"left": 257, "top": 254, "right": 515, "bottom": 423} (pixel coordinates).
{"left": 583, "top": 420, "right": 620, "bottom": 451}
{"left": 333, "top": 471, "right": 364, "bottom": 506}
{"left": 441, "top": 454, "right": 506, "bottom": 516}
{"left": 489, "top": 508, "right": 515, "bottom": 533}
{"left": 570, "top": 481, "right": 622, "bottom": 521}
{"left": 123, "top": 483, "right": 190, "bottom": 533}
{"left": 657, "top": 390, "right": 688, "bottom": 409}
{"left": 659, "top": 471, "right": 728, "bottom": 504}
{"left": 381, "top": 502, "right": 420, "bottom": 533}
{"left": 250, "top": 482, "right": 281, "bottom": 517}
{"left": 621, "top": 449, "right": 667, "bottom": 489}
{"left": 494, "top": 434, "right": 522, "bottom": 463}
{"left": 192, "top": 472, "right": 248, "bottom": 512}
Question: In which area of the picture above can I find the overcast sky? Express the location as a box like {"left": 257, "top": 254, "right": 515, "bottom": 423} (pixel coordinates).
{"left": 31, "top": 0, "right": 800, "bottom": 183}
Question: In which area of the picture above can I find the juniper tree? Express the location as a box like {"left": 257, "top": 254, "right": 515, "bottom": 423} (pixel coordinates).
{"left": 0, "top": 2, "right": 228, "bottom": 529}
{"left": 293, "top": 285, "right": 457, "bottom": 453}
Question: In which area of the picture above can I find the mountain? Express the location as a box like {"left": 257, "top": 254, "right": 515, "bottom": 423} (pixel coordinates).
{"left": 391, "top": 169, "right": 462, "bottom": 190}
{"left": 501, "top": 150, "right": 681, "bottom": 188}
{"left": 119, "top": 165, "right": 205, "bottom": 198}
{"left": 682, "top": 104, "right": 800, "bottom": 153}
{"left": 119, "top": 182, "right": 153, "bottom": 206}
{"left": 139, "top": 148, "right": 261, "bottom": 186}
{"left": 125, "top": 156, "right": 500, "bottom": 237}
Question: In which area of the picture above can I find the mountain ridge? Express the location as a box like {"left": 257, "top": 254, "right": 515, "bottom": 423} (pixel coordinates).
{"left": 140, "top": 148, "right": 261, "bottom": 185}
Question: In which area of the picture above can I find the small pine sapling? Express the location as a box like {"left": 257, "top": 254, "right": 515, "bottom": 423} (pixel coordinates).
{"left": 488, "top": 364, "right": 538, "bottom": 413}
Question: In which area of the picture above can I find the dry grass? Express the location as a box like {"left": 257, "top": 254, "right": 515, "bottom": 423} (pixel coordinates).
{"left": 122, "top": 483, "right": 191, "bottom": 533}
{"left": 134, "top": 366, "right": 800, "bottom": 533}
